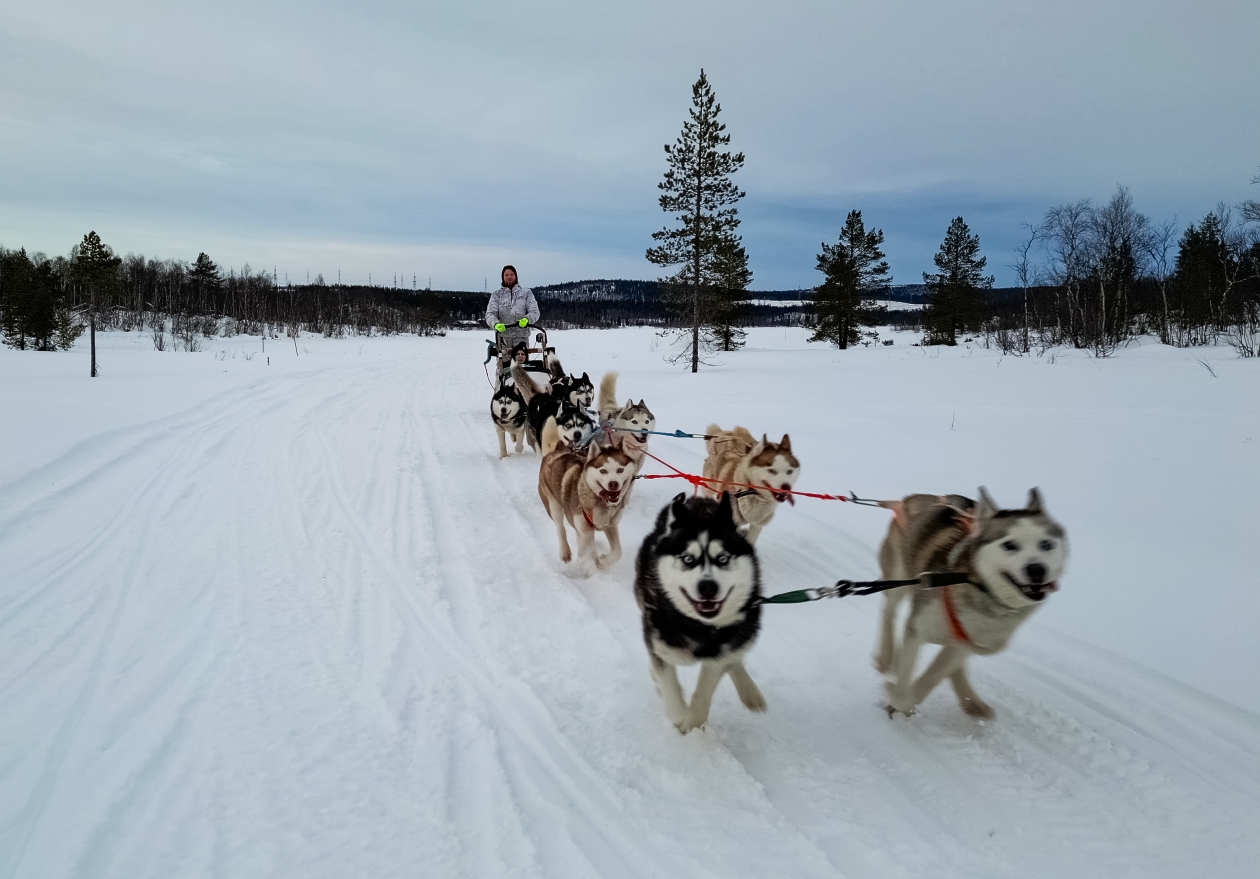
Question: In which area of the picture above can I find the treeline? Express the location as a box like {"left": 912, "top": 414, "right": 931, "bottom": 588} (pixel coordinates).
{"left": 0, "top": 233, "right": 823, "bottom": 354}
{"left": 0, "top": 234, "right": 456, "bottom": 352}
{"left": 812, "top": 183, "right": 1260, "bottom": 357}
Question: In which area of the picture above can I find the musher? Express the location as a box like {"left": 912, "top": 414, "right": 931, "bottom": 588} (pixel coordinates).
{"left": 485, "top": 264, "right": 540, "bottom": 377}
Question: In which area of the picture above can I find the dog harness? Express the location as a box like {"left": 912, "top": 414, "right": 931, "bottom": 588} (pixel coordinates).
{"left": 941, "top": 586, "right": 973, "bottom": 646}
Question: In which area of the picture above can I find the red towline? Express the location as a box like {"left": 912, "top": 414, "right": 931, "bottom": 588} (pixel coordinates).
{"left": 633, "top": 448, "right": 858, "bottom": 503}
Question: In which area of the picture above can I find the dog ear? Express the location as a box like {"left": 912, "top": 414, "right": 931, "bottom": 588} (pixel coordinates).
{"left": 715, "top": 491, "right": 735, "bottom": 525}
{"left": 669, "top": 493, "right": 689, "bottom": 526}
{"left": 624, "top": 398, "right": 633, "bottom": 411}
{"left": 586, "top": 440, "right": 601, "bottom": 462}
{"left": 977, "top": 487, "right": 998, "bottom": 520}
{"left": 779, "top": 433, "right": 791, "bottom": 451}
{"left": 582, "top": 372, "right": 589, "bottom": 381}
{"left": 637, "top": 399, "right": 646, "bottom": 409}
{"left": 1026, "top": 487, "right": 1044, "bottom": 514}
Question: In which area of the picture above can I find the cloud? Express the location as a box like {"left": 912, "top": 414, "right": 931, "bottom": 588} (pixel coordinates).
{"left": 2, "top": 0, "right": 1258, "bottom": 288}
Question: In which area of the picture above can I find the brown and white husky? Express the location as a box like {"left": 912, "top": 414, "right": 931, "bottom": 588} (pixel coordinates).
{"left": 537, "top": 417, "right": 636, "bottom": 569}
{"left": 700, "top": 426, "right": 800, "bottom": 545}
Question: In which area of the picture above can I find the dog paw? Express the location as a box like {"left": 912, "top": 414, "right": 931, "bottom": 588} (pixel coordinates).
{"left": 737, "top": 684, "right": 767, "bottom": 713}
{"left": 884, "top": 684, "right": 916, "bottom": 717}
{"left": 873, "top": 653, "right": 893, "bottom": 675}
{"left": 959, "top": 696, "right": 995, "bottom": 719}
{"left": 676, "top": 716, "right": 706, "bottom": 735}
{"left": 559, "top": 547, "right": 572, "bottom": 563}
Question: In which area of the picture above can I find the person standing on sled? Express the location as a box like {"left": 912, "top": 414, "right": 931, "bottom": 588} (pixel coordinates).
{"left": 486, "top": 265, "right": 539, "bottom": 357}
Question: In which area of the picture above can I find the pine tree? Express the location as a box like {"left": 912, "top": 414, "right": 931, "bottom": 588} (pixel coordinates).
{"left": 70, "top": 231, "right": 122, "bottom": 375}
{"left": 647, "top": 70, "right": 746, "bottom": 372}
{"left": 810, "top": 210, "right": 891, "bottom": 349}
{"left": 705, "top": 234, "right": 752, "bottom": 351}
{"left": 923, "top": 217, "right": 993, "bottom": 345}
{"left": 1, "top": 248, "right": 83, "bottom": 351}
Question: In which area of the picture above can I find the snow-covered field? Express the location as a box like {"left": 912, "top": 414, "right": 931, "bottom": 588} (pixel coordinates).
{"left": 2, "top": 326, "right": 1258, "bottom": 878}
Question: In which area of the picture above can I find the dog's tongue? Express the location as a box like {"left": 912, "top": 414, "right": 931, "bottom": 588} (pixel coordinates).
{"left": 600, "top": 489, "right": 621, "bottom": 503}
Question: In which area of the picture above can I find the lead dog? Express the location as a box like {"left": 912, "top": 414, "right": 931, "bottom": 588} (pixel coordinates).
{"left": 635, "top": 492, "right": 765, "bottom": 733}
{"left": 537, "top": 417, "right": 635, "bottom": 568}
{"left": 875, "top": 488, "right": 1069, "bottom": 719}
{"left": 701, "top": 426, "right": 800, "bottom": 545}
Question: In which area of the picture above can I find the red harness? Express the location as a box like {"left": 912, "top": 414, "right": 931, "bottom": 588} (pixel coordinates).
{"left": 941, "top": 586, "right": 973, "bottom": 646}
{"left": 581, "top": 508, "right": 595, "bottom": 529}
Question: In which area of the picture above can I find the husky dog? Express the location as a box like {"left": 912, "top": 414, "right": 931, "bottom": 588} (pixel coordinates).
{"left": 552, "top": 371, "right": 596, "bottom": 410}
{"left": 513, "top": 364, "right": 597, "bottom": 450}
{"left": 490, "top": 383, "right": 531, "bottom": 458}
{"left": 635, "top": 492, "right": 765, "bottom": 733}
{"left": 875, "top": 488, "right": 1069, "bottom": 719}
{"left": 701, "top": 426, "right": 800, "bottom": 545}
{"left": 538, "top": 417, "right": 635, "bottom": 568}
{"left": 597, "top": 372, "right": 655, "bottom": 465}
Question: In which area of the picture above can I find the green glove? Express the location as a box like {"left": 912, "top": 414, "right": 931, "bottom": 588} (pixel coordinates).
{"left": 494, "top": 322, "right": 506, "bottom": 333}
{"left": 518, "top": 318, "right": 529, "bottom": 328}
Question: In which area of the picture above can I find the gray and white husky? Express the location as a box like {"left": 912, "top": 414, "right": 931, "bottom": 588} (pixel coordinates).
{"left": 874, "top": 488, "right": 1068, "bottom": 719}
{"left": 490, "top": 383, "right": 531, "bottom": 458}
{"left": 635, "top": 492, "right": 766, "bottom": 733}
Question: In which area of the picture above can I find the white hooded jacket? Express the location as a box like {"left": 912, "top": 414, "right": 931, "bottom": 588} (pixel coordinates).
{"left": 485, "top": 284, "right": 540, "bottom": 331}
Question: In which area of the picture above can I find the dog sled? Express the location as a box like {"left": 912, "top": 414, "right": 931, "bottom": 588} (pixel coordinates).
{"left": 486, "top": 326, "right": 556, "bottom": 392}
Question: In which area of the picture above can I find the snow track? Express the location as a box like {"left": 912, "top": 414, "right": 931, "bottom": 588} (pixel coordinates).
{"left": 2, "top": 330, "right": 1259, "bottom": 878}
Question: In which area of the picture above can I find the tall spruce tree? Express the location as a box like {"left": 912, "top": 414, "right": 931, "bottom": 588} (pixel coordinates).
{"left": 647, "top": 70, "right": 746, "bottom": 372}
{"left": 810, "top": 210, "right": 891, "bottom": 349}
{"left": 923, "top": 217, "right": 992, "bottom": 345}
{"left": 705, "top": 234, "right": 752, "bottom": 351}
{"left": 70, "top": 231, "right": 122, "bottom": 375}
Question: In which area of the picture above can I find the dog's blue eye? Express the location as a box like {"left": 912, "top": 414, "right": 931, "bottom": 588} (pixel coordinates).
{"left": 681, "top": 554, "right": 696, "bottom": 565}
{"left": 714, "top": 554, "right": 730, "bottom": 566}
{"left": 1039, "top": 540, "right": 1055, "bottom": 551}
{"left": 1002, "top": 540, "right": 1020, "bottom": 552}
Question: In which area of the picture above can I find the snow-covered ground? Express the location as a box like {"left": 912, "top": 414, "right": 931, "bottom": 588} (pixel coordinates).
{"left": 2, "top": 326, "right": 1258, "bottom": 878}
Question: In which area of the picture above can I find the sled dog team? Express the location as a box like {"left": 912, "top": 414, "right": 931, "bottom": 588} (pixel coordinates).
{"left": 492, "top": 358, "right": 1069, "bottom": 733}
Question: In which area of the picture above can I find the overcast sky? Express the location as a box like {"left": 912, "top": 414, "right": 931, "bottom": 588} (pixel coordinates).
{"left": 2, "top": 0, "right": 1257, "bottom": 289}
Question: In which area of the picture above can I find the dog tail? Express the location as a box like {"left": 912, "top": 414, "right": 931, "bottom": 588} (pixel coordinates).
{"left": 544, "top": 348, "right": 565, "bottom": 380}
{"left": 541, "top": 416, "right": 563, "bottom": 455}
{"left": 598, "top": 371, "right": 620, "bottom": 420}
{"left": 511, "top": 364, "right": 539, "bottom": 402}
{"left": 704, "top": 424, "right": 724, "bottom": 457}
{"left": 877, "top": 499, "right": 907, "bottom": 530}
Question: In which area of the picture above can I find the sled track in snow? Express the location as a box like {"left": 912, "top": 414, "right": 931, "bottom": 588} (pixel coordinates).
{"left": 3, "top": 345, "right": 1260, "bottom": 879}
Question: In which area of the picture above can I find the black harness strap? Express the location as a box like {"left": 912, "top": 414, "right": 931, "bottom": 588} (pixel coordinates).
{"left": 756, "top": 572, "right": 974, "bottom": 606}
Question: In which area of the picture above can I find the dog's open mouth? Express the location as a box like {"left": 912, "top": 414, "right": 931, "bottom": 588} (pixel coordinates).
{"left": 1003, "top": 571, "right": 1057, "bottom": 602}
{"left": 765, "top": 483, "right": 795, "bottom": 505}
{"left": 599, "top": 488, "right": 621, "bottom": 504}
{"left": 683, "top": 591, "right": 726, "bottom": 619}
{"left": 634, "top": 432, "right": 649, "bottom": 443}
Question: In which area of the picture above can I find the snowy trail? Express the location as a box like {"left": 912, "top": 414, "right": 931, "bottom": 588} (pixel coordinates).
{"left": 2, "top": 330, "right": 1259, "bottom": 877}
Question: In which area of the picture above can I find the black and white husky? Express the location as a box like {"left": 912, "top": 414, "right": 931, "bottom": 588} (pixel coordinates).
{"left": 635, "top": 492, "right": 766, "bottom": 733}
{"left": 512, "top": 365, "right": 597, "bottom": 450}
{"left": 551, "top": 371, "right": 595, "bottom": 410}
{"left": 875, "top": 488, "right": 1069, "bottom": 719}
{"left": 490, "top": 383, "right": 530, "bottom": 458}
